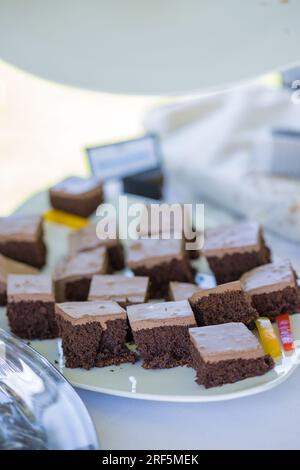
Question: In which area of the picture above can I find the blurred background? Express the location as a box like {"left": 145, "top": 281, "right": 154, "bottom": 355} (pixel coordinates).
{"left": 2, "top": 58, "right": 300, "bottom": 244}
{"left": 0, "top": 59, "right": 162, "bottom": 215}
{"left": 1, "top": 0, "right": 300, "bottom": 244}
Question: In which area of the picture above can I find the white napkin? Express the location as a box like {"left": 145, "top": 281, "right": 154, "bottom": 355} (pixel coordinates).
{"left": 144, "top": 84, "right": 300, "bottom": 242}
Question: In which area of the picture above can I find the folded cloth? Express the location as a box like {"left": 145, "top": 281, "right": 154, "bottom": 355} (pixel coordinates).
{"left": 144, "top": 84, "right": 300, "bottom": 242}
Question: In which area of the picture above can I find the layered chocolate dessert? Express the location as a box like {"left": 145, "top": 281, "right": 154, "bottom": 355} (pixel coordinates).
{"left": 88, "top": 274, "right": 149, "bottom": 307}
{"left": 127, "top": 300, "right": 196, "bottom": 368}
{"left": 241, "top": 259, "right": 300, "bottom": 320}
{"left": 49, "top": 176, "right": 103, "bottom": 217}
{"left": 0, "top": 215, "right": 47, "bottom": 268}
{"left": 56, "top": 301, "right": 136, "bottom": 368}
{"left": 54, "top": 247, "right": 108, "bottom": 302}
{"left": 136, "top": 204, "right": 199, "bottom": 259}
{"left": 203, "top": 222, "right": 271, "bottom": 284}
{"left": 69, "top": 222, "right": 125, "bottom": 271}
{"left": 7, "top": 274, "right": 58, "bottom": 339}
{"left": 127, "top": 238, "right": 195, "bottom": 298}
{"left": 0, "top": 254, "right": 38, "bottom": 305}
{"left": 189, "top": 281, "right": 258, "bottom": 327}
{"left": 189, "top": 323, "right": 274, "bottom": 388}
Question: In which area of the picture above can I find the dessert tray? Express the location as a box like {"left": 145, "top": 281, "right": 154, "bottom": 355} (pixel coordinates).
{"left": 1, "top": 216, "right": 300, "bottom": 403}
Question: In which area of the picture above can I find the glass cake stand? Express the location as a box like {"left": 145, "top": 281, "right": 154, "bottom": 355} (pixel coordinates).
{"left": 0, "top": 328, "right": 99, "bottom": 450}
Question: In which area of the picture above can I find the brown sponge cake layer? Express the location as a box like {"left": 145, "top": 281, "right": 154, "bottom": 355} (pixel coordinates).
{"left": 95, "top": 318, "right": 136, "bottom": 367}
{"left": 7, "top": 301, "right": 58, "bottom": 339}
{"left": 132, "top": 257, "right": 195, "bottom": 299}
{"left": 190, "top": 289, "right": 258, "bottom": 327}
{"left": 240, "top": 261, "right": 300, "bottom": 320}
{"left": 107, "top": 244, "right": 125, "bottom": 272}
{"left": 133, "top": 324, "right": 195, "bottom": 369}
{"left": 250, "top": 286, "right": 300, "bottom": 320}
{"left": 207, "top": 246, "right": 271, "bottom": 285}
{"left": 57, "top": 315, "right": 135, "bottom": 369}
{"left": 57, "top": 316, "right": 103, "bottom": 369}
{"left": 0, "top": 239, "right": 47, "bottom": 269}
{"left": 190, "top": 342, "right": 274, "bottom": 388}
{"left": 0, "top": 291, "right": 6, "bottom": 305}
{"left": 50, "top": 192, "right": 103, "bottom": 218}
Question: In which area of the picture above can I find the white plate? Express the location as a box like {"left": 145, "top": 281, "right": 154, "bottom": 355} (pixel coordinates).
{"left": 1, "top": 207, "right": 300, "bottom": 402}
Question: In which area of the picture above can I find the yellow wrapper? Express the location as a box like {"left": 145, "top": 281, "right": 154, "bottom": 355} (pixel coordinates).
{"left": 255, "top": 317, "right": 282, "bottom": 358}
{"left": 44, "top": 209, "right": 90, "bottom": 230}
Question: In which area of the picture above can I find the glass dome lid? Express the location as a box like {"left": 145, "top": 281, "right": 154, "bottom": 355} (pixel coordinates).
{"left": 0, "top": 328, "right": 99, "bottom": 450}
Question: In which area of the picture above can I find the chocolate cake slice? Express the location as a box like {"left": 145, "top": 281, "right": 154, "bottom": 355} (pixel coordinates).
{"left": 55, "top": 301, "right": 136, "bottom": 369}
{"left": 127, "top": 238, "right": 195, "bottom": 298}
{"left": 189, "top": 281, "right": 258, "bottom": 327}
{"left": 240, "top": 259, "right": 300, "bottom": 320}
{"left": 136, "top": 204, "right": 199, "bottom": 259}
{"left": 0, "top": 254, "right": 38, "bottom": 305}
{"left": 7, "top": 274, "right": 58, "bottom": 339}
{"left": 49, "top": 176, "right": 103, "bottom": 218}
{"left": 54, "top": 247, "right": 108, "bottom": 302}
{"left": 69, "top": 222, "right": 125, "bottom": 271}
{"left": 0, "top": 215, "right": 46, "bottom": 268}
{"left": 88, "top": 274, "right": 149, "bottom": 343}
{"left": 127, "top": 300, "right": 196, "bottom": 368}
{"left": 189, "top": 323, "right": 274, "bottom": 388}
{"left": 203, "top": 222, "right": 271, "bottom": 284}
{"left": 88, "top": 274, "right": 149, "bottom": 307}
{"left": 169, "top": 282, "right": 200, "bottom": 302}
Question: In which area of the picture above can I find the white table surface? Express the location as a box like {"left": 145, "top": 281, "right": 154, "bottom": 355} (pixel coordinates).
{"left": 15, "top": 190, "right": 300, "bottom": 450}
{"left": 77, "top": 367, "right": 300, "bottom": 450}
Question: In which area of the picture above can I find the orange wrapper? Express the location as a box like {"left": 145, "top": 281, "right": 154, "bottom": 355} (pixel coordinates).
{"left": 276, "top": 313, "right": 294, "bottom": 352}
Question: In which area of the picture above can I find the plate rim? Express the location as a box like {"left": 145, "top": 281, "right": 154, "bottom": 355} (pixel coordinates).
{"left": 69, "top": 351, "right": 299, "bottom": 403}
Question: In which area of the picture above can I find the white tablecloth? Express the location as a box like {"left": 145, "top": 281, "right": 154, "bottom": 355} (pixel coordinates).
{"left": 77, "top": 366, "right": 300, "bottom": 450}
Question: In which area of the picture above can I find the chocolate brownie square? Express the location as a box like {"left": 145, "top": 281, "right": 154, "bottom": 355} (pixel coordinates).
{"left": 69, "top": 222, "right": 125, "bottom": 271}
{"left": 7, "top": 274, "right": 58, "bottom": 339}
{"left": 54, "top": 247, "right": 108, "bottom": 302}
{"left": 189, "top": 323, "right": 274, "bottom": 388}
{"left": 189, "top": 281, "right": 258, "bottom": 327}
{"left": 127, "top": 238, "right": 195, "bottom": 298}
{"left": 56, "top": 301, "right": 136, "bottom": 368}
{"left": 203, "top": 222, "right": 271, "bottom": 284}
{"left": 0, "top": 215, "right": 46, "bottom": 268}
{"left": 88, "top": 274, "right": 149, "bottom": 307}
{"left": 169, "top": 282, "right": 200, "bottom": 302}
{"left": 0, "top": 254, "right": 39, "bottom": 305}
{"left": 137, "top": 204, "right": 199, "bottom": 259}
{"left": 127, "top": 300, "right": 196, "bottom": 368}
{"left": 240, "top": 259, "right": 300, "bottom": 320}
{"left": 49, "top": 176, "right": 103, "bottom": 217}
{"left": 88, "top": 274, "right": 149, "bottom": 343}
